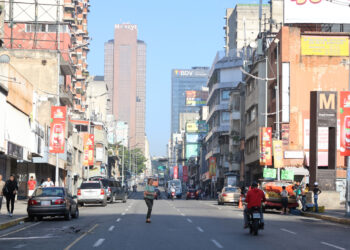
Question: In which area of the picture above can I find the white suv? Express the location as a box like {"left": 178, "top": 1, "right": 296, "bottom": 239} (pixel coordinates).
{"left": 77, "top": 181, "right": 107, "bottom": 206}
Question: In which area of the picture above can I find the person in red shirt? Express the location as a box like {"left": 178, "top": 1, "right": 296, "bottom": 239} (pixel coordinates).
{"left": 244, "top": 181, "right": 266, "bottom": 228}
{"left": 27, "top": 176, "right": 37, "bottom": 197}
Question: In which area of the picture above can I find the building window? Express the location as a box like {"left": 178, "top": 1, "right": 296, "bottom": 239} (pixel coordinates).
{"left": 222, "top": 112, "right": 230, "bottom": 122}
{"left": 221, "top": 90, "right": 230, "bottom": 100}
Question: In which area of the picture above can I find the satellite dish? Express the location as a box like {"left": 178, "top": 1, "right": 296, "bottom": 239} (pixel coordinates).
{"left": 0, "top": 54, "right": 10, "bottom": 64}
{"left": 249, "top": 41, "right": 258, "bottom": 49}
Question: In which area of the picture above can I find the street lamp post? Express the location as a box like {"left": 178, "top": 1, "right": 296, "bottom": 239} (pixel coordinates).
{"left": 274, "top": 38, "right": 281, "bottom": 180}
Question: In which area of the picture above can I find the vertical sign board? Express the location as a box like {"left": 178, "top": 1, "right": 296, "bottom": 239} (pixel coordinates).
{"left": 340, "top": 91, "right": 350, "bottom": 156}
{"left": 310, "top": 91, "right": 337, "bottom": 190}
{"left": 260, "top": 127, "right": 273, "bottom": 166}
{"left": 273, "top": 140, "right": 284, "bottom": 168}
{"left": 49, "top": 106, "right": 66, "bottom": 153}
{"left": 209, "top": 157, "right": 216, "bottom": 178}
{"left": 173, "top": 166, "right": 179, "bottom": 179}
{"left": 183, "top": 166, "right": 188, "bottom": 182}
{"left": 83, "top": 134, "right": 94, "bottom": 166}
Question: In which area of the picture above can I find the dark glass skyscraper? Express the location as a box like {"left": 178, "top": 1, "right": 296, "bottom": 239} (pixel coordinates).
{"left": 171, "top": 67, "right": 209, "bottom": 134}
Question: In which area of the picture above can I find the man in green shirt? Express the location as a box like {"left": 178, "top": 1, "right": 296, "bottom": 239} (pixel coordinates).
{"left": 144, "top": 178, "right": 156, "bottom": 223}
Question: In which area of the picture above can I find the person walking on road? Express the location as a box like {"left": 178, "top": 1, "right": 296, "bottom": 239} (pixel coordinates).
{"left": 27, "top": 176, "right": 37, "bottom": 197}
{"left": 313, "top": 182, "right": 322, "bottom": 213}
{"left": 42, "top": 177, "right": 54, "bottom": 187}
{"left": 3, "top": 175, "right": 18, "bottom": 217}
{"left": 0, "top": 175, "right": 5, "bottom": 214}
{"left": 281, "top": 186, "right": 289, "bottom": 215}
{"left": 301, "top": 184, "right": 309, "bottom": 212}
{"left": 144, "top": 178, "right": 156, "bottom": 223}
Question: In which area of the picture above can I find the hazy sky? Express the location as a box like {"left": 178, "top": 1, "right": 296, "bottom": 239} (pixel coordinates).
{"left": 87, "top": 0, "right": 255, "bottom": 156}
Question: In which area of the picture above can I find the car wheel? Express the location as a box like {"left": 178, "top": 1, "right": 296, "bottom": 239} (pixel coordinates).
{"left": 78, "top": 202, "right": 84, "bottom": 207}
{"left": 65, "top": 209, "right": 72, "bottom": 221}
{"left": 110, "top": 195, "right": 114, "bottom": 204}
{"left": 102, "top": 201, "right": 107, "bottom": 207}
{"left": 28, "top": 215, "right": 35, "bottom": 221}
{"left": 72, "top": 207, "right": 79, "bottom": 219}
{"left": 122, "top": 197, "right": 127, "bottom": 203}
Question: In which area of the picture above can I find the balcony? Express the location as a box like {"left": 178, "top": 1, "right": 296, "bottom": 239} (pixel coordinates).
{"left": 59, "top": 85, "right": 73, "bottom": 106}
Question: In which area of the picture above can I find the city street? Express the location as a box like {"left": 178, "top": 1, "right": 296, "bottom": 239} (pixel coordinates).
{"left": 0, "top": 189, "right": 349, "bottom": 250}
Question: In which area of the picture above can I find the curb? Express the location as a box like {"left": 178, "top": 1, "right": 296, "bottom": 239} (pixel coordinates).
{"left": 0, "top": 216, "right": 28, "bottom": 230}
{"left": 301, "top": 211, "right": 350, "bottom": 226}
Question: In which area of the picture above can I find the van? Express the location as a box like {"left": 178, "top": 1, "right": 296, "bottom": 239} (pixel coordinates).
{"left": 167, "top": 179, "right": 182, "bottom": 199}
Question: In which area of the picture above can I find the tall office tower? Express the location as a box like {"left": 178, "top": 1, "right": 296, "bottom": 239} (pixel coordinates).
{"left": 104, "top": 24, "right": 146, "bottom": 151}
{"left": 104, "top": 39, "right": 114, "bottom": 114}
{"left": 171, "top": 67, "right": 209, "bottom": 135}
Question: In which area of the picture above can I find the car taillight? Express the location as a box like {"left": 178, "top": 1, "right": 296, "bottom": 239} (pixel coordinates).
{"left": 108, "top": 187, "right": 111, "bottom": 192}
{"left": 54, "top": 199, "right": 65, "bottom": 205}
{"left": 28, "top": 199, "right": 38, "bottom": 206}
{"left": 222, "top": 193, "right": 227, "bottom": 197}
{"left": 101, "top": 189, "right": 105, "bottom": 195}
{"left": 77, "top": 189, "right": 81, "bottom": 196}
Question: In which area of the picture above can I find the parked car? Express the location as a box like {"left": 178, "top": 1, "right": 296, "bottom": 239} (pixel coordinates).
{"left": 27, "top": 187, "right": 79, "bottom": 221}
{"left": 77, "top": 181, "right": 107, "bottom": 206}
{"left": 186, "top": 189, "right": 198, "bottom": 200}
{"left": 89, "top": 177, "right": 127, "bottom": 203}
{"left": 218, "top": 186, "right": 241, "bottom": 205}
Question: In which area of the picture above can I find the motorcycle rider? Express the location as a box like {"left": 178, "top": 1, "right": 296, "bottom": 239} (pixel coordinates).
{"left": 243, "top": 181, "right": 266, "bottom": 229}
{"left": 170, "top": 184, "right": 176, "bottom": 200}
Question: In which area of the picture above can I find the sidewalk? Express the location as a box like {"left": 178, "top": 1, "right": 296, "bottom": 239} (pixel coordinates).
{"left": 0, "top": 199, "right": 28, "bottom": 230}
{"left": 301, "top": 208, "right": 350, "bottom": 226}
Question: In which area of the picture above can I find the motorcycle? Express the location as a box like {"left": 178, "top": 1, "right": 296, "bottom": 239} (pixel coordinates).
{"left": 171, "top": 191, "right": 175, "bottom": 201}
{"left": 248, "top": 206, "right": 263, "bottom": 236}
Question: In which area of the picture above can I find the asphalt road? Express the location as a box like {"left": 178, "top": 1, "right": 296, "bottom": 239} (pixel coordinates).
{"left": 0, "top": 189, "right": 349, "bottom": 250}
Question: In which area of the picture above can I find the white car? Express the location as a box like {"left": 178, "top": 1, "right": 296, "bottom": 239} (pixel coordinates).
{"left": 77, "top": 181, "right": 107, "bottom": 206}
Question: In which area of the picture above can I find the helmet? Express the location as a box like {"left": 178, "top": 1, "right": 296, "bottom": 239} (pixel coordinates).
{"left": 251, "top": 181, "right": 258, "bottom": 187}
{"left": 314, "top": 182, "right": 318, "bottom": 186}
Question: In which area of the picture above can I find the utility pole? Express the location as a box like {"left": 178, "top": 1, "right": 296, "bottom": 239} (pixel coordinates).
{"left": 55, "top": 0, "right": 60, "bottom": 187}
{"left": 121, "top": 143, "right": 125, "bottom": 184}
{"left": 275, "top": 39, "right": 280, "bottom": 180}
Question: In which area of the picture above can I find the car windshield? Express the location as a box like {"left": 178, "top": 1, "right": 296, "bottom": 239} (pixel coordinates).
{"left": 225, "top": 187, "right": 238, "bottom": 192}
{"left": 170, "top": 180, "right": 181, "bottom": 187}
{"left": 33, "top": 188, "right": 64, "bottom": 197}
{"left": 80, "top": 182, "right": 100, "bottom": 189}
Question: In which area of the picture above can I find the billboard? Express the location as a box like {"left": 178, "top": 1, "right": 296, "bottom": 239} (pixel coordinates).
{"left": 260, "top": 127, "right": 272, "bottom": 166}
{"left": 197, "top": 120, "right": 208, "bottom": 133}
{"left": 49, "top": 106, "right": 66, "bottom": 154}
{"left": 183, "top": 166, "right": 188, "bottom": 182}
{"left": 83, "top": 134, "right": 94, "bottom": 166}
{"left": 272, "top": 140, "right": 284, "bottom": 168}
{"left": 284, "top": 0, "right": 350, "bottom": 24}
{"left": 281, "top": 169, "right": 294, "bottom": 181}
{"left": 174, "top": 166, "right": 179, "bottom": 179}
{"left": 263, "top": 168, "right": 277, "bottom": 179}
{"left": 340, "top": 91, "right": 350, "bottom": 156}
{"left": 209, "top": 157, "right": 216, "bottom": 178}
{"left": 185, "top": 90, "right": 208, "bottom": 106}
{"left": 186, "top": 133, "right": 199, "bottom": 143}
{"left": 186, "top": 144, "right": 199, "bottom": 158}
{"left": 301, "top": 36, "right": 349, "bottom": 57}
{"left": 186, "top": 122, "right": 198, "bottom": 133}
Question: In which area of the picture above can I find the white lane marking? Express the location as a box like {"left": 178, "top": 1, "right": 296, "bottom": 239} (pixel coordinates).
{"left": 197, "top": 226, "right": 204, "bottom": 233}
{"left": 122, "top": 212, "right": 126, "bottom": 216}
{"left": 321, "top": 242, "right": 346, "bottom": 250}
{"left": 211, "top": 239, "right": 223, "bottom": 249}
{"left": 180, "top": 213, "right": 185, "bottom": 216}
{"left": 187, "top": 218, "right": 192, "bottom": 223}
{"left": 116, "top": 218, "right": 121, "bottom": 222}
{"left": 108, "top": 226, "right": 115, "bottom": 232}
{"left": 0, "top": 235, "right": 54, "bottom": 241}
{"left": 93, "top": 238, "right": 105, "bottom": 248}
{"left": 13, "top": 244, "right": 26, "bottom": 248}
{"left": 280, "top": 228, "right": 297, "bottom": 235}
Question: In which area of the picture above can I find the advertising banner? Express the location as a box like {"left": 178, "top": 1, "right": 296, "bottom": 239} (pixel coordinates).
{"left": 284, "top": 0, "right": 350, "bottom": 24}
{"left": 281, "top": 169, "right": 294, "bottom": 181}
{"left": 186, "top": 122, "right": 198, "bottom": 133}
{"left": 185, "top": 90, "right": 208, "bottom": 106}
{"left": 263, "top": 168, "right": 277, "bottom": 179}
{"left": 49, "top": 106, "right": 66, "bottom": 153}
{"left": 197, "top": 120, "right": 208, "bottom": 133}
{"left": 209, "top": 157, "right": 216, "bottom": 178}
{"left": 272, "top": 140, "right": 284, "bottom": 168}
{"left": 186, "top": 133, "right": 199, "bottom": 143}
{"left": 186, "top": 144, "right": 199, "bottom": 158}
{"left": 260, "top": 127, "right": 272, "bottom": 166}
{"left": 301, "top": 36, "right": 349, "bottom": 57}
{"left": 340, "top": 91, "right": 350, "bottom": 156}
{"left": 183, "top": 165, "right": 188, "bottom": 182}
{"left": 174, "top": 166, "right": 179, "bottom": 179}
{"left": 83, "top": 134, "right": 94, "bottom": 166}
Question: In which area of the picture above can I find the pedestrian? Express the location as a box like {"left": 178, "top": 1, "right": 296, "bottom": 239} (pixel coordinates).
{"left": 301, "top": 183, "right": 309, "bottom": 212}
{"left": 27, "top": 176, "right": 37, "bottom": 197}
{"left": 0, "top": 175, "right": 5, "bottom": 214}
{"left": 281, "top": 186, "right": 289, "bottom": 215}
{"left": 2, "top": 175, "right": 18, "bottom": 217}
{"left": 42, "top": 177, "right": 54, "bottom": 187}
{"left": 144, "top": 178, "right": 156, "bottom": 223}
{"left": 313, "top": 182, "right": 322, "bottom": 213}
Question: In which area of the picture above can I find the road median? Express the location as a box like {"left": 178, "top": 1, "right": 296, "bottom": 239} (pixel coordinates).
{"left": 0, "top": 216, "right": 28, "bottom": 230}
{"left": 301, "top": 211, "right": 350, "bottom": 226}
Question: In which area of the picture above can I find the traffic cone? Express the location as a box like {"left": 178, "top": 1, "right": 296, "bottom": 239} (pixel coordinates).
{"left": 238, "top": 195, "right": 243, "bottom": 209}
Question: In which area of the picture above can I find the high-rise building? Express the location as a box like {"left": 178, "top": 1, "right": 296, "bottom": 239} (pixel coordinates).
{"left": 104, "top": 24, "right": 146, "bottom": 152}
{"left": 171, "top": 67, "right": 209, "bottom": 135}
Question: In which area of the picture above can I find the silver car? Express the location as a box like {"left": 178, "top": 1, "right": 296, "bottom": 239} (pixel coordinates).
{"left": 77, "top": 181, "right": 107, "bottom": 206}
